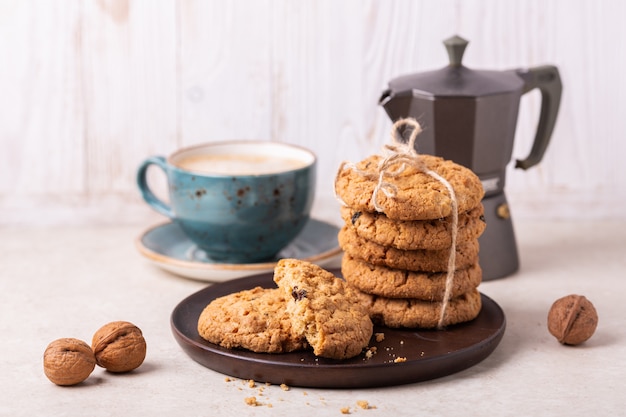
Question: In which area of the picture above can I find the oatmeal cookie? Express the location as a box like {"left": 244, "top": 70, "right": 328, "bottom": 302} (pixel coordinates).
{"left": 354, "top": 287, "right": 482, "bottom": 329}
{"left": 335, "top": 154, "right": 484, "bottom": 221}
{"left": 342, "top": 254, "right": 482, "bottom": 300}
{"left": 340, "top": 205, "right": 485, "bottom": 251}
{"left": 197, "top": 287, "right": 306, "bottom": 353}
{"left": 273, "top": 259, "right": 373, "bottom": 360}
{"left": 338, "top": 226, "right": 479, "bottom": 272}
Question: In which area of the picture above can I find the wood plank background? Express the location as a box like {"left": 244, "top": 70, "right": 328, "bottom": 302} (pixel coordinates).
{"left": 1, "top": 0, "right": 625, "bottom": 226}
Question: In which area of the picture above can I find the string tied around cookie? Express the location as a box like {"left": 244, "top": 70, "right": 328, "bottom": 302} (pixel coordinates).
{"left": 334, "top": 118, "right": 459, "bottom": 329}
{"left": 333, "top": 118, "right": 426, "bottom": 211}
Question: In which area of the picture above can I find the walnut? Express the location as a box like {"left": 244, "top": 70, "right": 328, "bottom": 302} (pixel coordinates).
{"left": 548, "top": 294, "right": 598, "bottom": 345}
{"left": 91, "top": 321, "right": 146, "bottom": 372}
{"left": 43, "top": 338, "right": 96, "bottom": 386}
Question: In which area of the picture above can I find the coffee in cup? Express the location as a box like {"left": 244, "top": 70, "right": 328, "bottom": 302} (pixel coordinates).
{"left": 137, "top": 141, "right": 316, "bottom": 263}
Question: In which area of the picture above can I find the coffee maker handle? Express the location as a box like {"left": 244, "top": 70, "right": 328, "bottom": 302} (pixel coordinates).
{"left": 514, "top": 65, "right": 562, "bottom": 170}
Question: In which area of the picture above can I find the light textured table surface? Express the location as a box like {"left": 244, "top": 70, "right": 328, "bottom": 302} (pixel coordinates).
{"left": 1, "top": 218, "right": 625, "bottom": 416}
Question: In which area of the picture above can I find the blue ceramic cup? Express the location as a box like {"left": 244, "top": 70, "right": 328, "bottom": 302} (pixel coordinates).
{"left": 137, "top": 141, "right": 316, "bottom": 263}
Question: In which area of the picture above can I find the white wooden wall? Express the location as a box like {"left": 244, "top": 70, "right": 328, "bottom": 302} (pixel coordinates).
{"left": 1, "top": 0, "right": 625, "bottom": 226}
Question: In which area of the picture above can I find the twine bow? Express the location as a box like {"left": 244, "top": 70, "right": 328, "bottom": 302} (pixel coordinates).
{"left": 335, "top": 118, "right": 459, "bottom": 329}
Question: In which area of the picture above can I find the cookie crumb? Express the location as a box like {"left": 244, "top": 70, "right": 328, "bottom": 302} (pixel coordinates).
{"left": 340, "top": 407, "right": 351, "bottom": 414}
{"left": 375, "top": 333, "right": 385, "bottom": 342}
{"left": 364, "top": 346, "right": 378, "bottom": 359}
{"left": 244, "top": 397, "right": 259, "bottom": 406}
{"left": 357, "top": 400, "right": 376, "bottom": 410}
{"left": 393, "top": 357, "right": 407, "bottom": 363}
{"left": 224, "top": 377, "right": 232, "bottom": 382}
{"left": 248, "top": 379, "right": 256, "bottom": 388}
{"left": 280, "top": 383, "right": 290, "bottom": 391}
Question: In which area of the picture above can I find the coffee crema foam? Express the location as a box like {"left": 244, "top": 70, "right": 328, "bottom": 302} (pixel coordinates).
{"left": 175, "top": 153, "right": 309, "bottom": 175}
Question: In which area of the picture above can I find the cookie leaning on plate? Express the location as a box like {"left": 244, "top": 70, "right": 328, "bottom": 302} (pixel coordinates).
{"left": 335, "top": 154, "right": 485, "bottom": 221}
{"left": 274, "top": 258, "right": 373, "bottom": 360}
{"left": 197, "top": 287, "right": 307, "bottom": 354}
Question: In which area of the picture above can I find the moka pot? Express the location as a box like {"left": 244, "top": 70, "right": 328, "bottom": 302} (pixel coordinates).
{"left": 379, "top": 35, "right": 562, "bottom": 280}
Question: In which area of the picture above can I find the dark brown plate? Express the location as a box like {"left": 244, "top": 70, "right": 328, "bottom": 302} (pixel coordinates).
{"left": 171, "top": 269, "right": 506, "bottom": 388}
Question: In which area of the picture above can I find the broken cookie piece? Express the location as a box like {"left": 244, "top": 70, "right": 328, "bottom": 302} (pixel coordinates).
{"left": 274, "top": 259, "right": 373, "bottom": 360}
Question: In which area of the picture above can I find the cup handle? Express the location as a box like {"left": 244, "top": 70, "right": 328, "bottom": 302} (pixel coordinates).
{"left": 136, "top": 156, "right": 175, "bottom": 218}
{"left": 514, "top": 65, "right": 563, "bottom": 170}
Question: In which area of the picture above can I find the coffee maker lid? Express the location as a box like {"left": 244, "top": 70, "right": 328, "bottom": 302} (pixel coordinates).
{"left": 386, "top": 35, "right": 524, "bottom": 97}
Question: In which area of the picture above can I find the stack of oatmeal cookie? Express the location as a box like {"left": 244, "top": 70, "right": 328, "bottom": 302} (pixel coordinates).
{"left": 335, "top": 153, "right": 486, "bottom": 329}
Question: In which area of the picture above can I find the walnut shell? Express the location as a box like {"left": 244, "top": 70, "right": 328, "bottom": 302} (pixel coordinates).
{"left": 92, "top": 321, "right": 146, "bottom": 372}
{"left": 548, "top": 294, "right": 598, "bottom": 345}
{"left": 43, "top": 338, "right": 96, "bottom": 386}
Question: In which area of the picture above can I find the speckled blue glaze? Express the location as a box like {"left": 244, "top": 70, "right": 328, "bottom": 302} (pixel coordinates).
{"left": 137, "top": 142, "right": 316, "bottom": 263}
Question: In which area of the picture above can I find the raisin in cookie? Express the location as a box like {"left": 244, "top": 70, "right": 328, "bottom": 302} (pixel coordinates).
{"left": 197, "top": 286, "right": 306, "bottom": 353}
{"left": 338, "top": 226, "right": 479, "bottom": 272}
{"left": 335, "top": 154, "right": 484, "bottom": 221}
{"left": 273, "top": 259, "right": 373, "bottom": 360}
{"left": 340, "top": 205, "right": 485, "bottom": 251}
{"left": 342, "top": 254, "right": 482, "bottom": 300}
{"left": 354, "top": 287, "right": 482, "bottom": 329}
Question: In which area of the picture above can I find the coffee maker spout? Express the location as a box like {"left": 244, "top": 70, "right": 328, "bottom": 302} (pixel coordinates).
{"left": 379, "top": 88, "right": 413, "bottom": 124}
{"left": 379, "top": 89, "right": 391, "bottom": 105}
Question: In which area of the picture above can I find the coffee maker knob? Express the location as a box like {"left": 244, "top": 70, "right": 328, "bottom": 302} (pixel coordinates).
{"left": 496, "top": 203, "right": 511, "bottom": 220}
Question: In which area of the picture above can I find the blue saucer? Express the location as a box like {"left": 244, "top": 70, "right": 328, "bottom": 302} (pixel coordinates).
{"left": 136, "top": 218, "right": 343, "bottom": 282}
